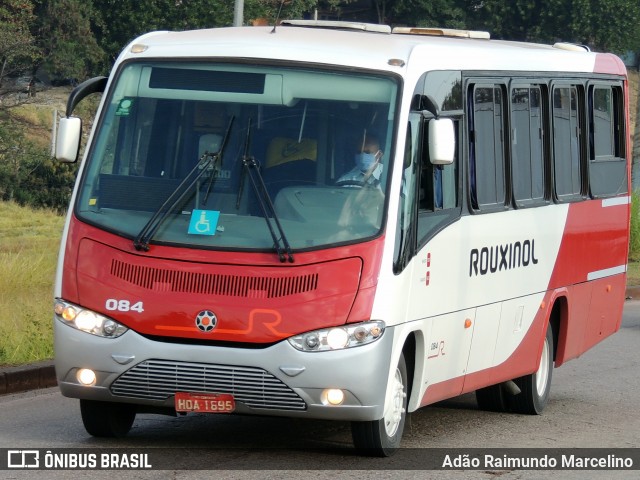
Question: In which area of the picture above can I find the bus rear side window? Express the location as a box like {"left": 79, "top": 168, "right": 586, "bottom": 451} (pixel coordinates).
{"left": 588, "top": 84, "right": 627, "bottom": 198}
{"left": 552, "top": 85, "right": 582, "bottom": 199}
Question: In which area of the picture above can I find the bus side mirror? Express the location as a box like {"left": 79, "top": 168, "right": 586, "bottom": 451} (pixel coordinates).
{"left": 55, "top": 117, "right": 82, "bottom": 163}
{"left": 53, "top": 76, "right": 107, "bottom": 163}
{"left": 428, "top": 118, "right": 455, "bottom": 165}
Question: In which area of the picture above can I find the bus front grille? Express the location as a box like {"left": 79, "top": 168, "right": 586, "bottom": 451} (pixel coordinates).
{"left": 110, "top": 359, "right": 307, "bottom": 411}
{"left": 110, "top": 259, "right": 319, "bottom": 298}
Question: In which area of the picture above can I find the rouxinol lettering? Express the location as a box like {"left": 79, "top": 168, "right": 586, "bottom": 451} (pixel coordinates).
{"left": 469, "top": 239, "right": 538, "bottom": 277}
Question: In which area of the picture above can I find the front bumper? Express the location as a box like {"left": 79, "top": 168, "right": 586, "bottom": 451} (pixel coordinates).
{"left": 54, "top": 317, "right": 394, "bottom": 421}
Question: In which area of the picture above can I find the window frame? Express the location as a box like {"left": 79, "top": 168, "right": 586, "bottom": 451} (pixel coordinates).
{"left": 507, "top": 81, "right": 550, "bottom": 209}
{"left": 467, "top": 80, "right": 509, "bottom": 213}
{"left": 550, "top": 81, "right": 587, "bottom": 202}
{"left": 586, "top": 80, "right": 627, "bottom": 198}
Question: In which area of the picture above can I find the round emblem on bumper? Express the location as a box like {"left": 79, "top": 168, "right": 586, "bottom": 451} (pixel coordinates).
{"left": 195, "top": 310, "right": 217, "bottom": 332}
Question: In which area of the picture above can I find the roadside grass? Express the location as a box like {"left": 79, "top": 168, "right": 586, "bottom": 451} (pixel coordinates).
{"left": 630, "top": 191, "right": 640, "bottom": 286}
{"left": 629, "top": 260, "right": 640, "bottom": 286}
{"left": 0, "top": 201, "right": 64, "bottom": 365}
{"left": 9, "top": 86, "right": 99, "bottom": 149}
{"left": 10, "top": 90, "right": 68, "bottom": 149}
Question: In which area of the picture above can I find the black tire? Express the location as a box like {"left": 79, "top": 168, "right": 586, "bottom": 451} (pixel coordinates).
{"left": 475, "top": 383, "right": 509, "bottom": 412}
{"left": 509, "top": 324, "right": 554, "bottom": 414}
{"left": 80, "top": 399, "right": 136, "bottom": 437}
{"left": 351, "top": 353, "right": 408, "bottom": 457}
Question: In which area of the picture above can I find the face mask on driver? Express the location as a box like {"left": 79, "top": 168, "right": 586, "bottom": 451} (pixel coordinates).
{"left": 355, "top": 152, "right": 379, "bottom": 172}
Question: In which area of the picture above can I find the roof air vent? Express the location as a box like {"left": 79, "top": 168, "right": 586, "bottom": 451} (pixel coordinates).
{"left": 553, "top": 42, "right": 591, "bottom": 52}
{"left": 280, "top": 20, "right": 391, "bottom": 34}
{"left": 393, "top": 27, "right": 490, "bottom": 39}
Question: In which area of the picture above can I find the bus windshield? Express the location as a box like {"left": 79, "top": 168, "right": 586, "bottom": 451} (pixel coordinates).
{"left": 76, "top": 61, "right": 398, "bottom": 252}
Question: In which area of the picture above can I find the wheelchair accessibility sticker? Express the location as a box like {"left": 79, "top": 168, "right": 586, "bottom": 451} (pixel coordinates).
{"left": 188, "top": 210, "right": 220, "bottom": 236}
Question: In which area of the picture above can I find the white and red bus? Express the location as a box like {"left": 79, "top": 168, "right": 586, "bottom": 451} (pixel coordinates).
{"left": 53, "top": 21, "right": 630, "bottom": 456}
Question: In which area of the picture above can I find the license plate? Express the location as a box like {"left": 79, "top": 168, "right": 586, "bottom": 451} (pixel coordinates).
{"left": 174, "top": 392, "right": 235, "bottom": 413}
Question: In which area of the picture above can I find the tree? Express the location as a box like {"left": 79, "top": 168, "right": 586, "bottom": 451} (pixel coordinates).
{"left": 91, "top": 1, "right": 347, "bottom": 69}
{"left": 468, "top": 0, "right": 640, "bottom": 53}
{"left": 0, "top": 111, "right": 79, "bottom": 211}
{"left": 584, "top": 0, "right": 640, "bottom": 53}
{"left": 32, "top": 0, "right": 105, "bottom": 82}
{"left": 92, "top": 0, "right": 233, "bottom": 67}
{"left": 390, "top": 0, "right": 469, "bottom": 28}
{"left": 244, "top": 0, "right": 342, "bottom": 24}
{"left": 0, "top": 0, "right": 41, "bottom": 96}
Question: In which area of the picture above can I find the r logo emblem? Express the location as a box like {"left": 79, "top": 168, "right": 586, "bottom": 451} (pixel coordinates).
{"left": 195, "top": 310, "right": 217, "bottom": 332}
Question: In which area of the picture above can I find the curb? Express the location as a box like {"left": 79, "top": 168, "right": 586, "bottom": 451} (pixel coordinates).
{"left": 0, "top": 360, "right": 57, "bottom": 396}
{"left": 626, "top": 285, "right": 640, "bottom": 300}
{"left": 2, "top": 286, "right": 640, "bottom": 396}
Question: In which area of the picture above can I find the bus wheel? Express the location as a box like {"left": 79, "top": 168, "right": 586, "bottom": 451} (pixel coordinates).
{"left": 80, "top": 399, "right": 136, "bottom": 437}
{"left": 475, "top": 383, "right": 508, "bottom": 412}
{"left": 509, "top": 324, "right": 554, "bottom": 414}
{"left": 351, "top": 353, "right": 407, "bottom": 457}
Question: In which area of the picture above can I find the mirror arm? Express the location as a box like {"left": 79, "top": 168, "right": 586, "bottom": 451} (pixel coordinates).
{"left": 66, "top": 76, "right": 108, "bottom": 117}
{"left": 420, "top": 94, "right": 440, "bottom": 119}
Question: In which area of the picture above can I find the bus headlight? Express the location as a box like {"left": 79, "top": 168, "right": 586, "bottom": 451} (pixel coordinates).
{"left": 54, "top": 299, "right": 128, "bottom": 338}
{"left": 288, "top": 320, "right": 385, "bottom": 352}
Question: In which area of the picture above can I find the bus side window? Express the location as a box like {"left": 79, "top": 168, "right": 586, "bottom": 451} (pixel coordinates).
{"left": 414, "top": 118, "right": 460, "bottom": 249}
{"left": 587, "top": 84, "right": 628, "bottom": 197}
{"left": 469, "top": 84, "right": 507, "bottom": 210}
{"left": 420, "top": 119, "right": 457, "bottom": 212}
{"left": 394, "top": 118, "right": 420, "bottom": 272}
{"left": 552, "top": 84, "right": 583, "bottom": 200}
{"left": 510, "top": 85, "right": 546, "bottom": 206}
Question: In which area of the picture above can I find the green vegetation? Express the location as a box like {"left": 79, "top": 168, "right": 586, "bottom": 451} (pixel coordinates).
{"left": 629, "top": 191, "right": 640, "bottom": 286}
{"left": 0, "top": 201, "right": 64, "bottom": 365}
{"left": 629, "top": 260, "right": 640, "bottom": 287}
{"left": 632, "top": 191, "right": 640, "bottom": 259}
{"left": 0, "top": 87, "right": 99, "bottom": 213}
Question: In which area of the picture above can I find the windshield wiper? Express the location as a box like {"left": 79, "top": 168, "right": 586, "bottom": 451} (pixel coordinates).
{"left": 240, "top": 118, "right": 294, "bottom": 263}
{"left": 133, "top": 116, "right": 234, "bottom": 252}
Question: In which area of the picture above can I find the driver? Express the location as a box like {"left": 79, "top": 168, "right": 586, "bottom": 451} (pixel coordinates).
{"left": 333, "top": 130, "right": 385, "bottom": 236}
{"left": 337, "top": 131, "right": 383, "bottom": 187}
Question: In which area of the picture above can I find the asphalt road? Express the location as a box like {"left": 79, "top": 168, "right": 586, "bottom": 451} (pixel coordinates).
{"left": 0, "top": 300, "right": 638, "bottom": 479}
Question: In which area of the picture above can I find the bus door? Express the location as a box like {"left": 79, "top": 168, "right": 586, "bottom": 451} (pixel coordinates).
{"left": 397, "top": 86, "right": 471, "bottom": 406}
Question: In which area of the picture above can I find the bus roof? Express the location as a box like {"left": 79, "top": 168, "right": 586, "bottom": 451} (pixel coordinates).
{"left": 119, "top": 22, "right": 626, "bottom": 77}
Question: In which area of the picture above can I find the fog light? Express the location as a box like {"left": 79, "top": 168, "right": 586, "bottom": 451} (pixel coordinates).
{"left": 77, "top": 368, "right": 96, "bottom": 386}
{"left": 321, "top": 388, "right": 345, "bottom": 406}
